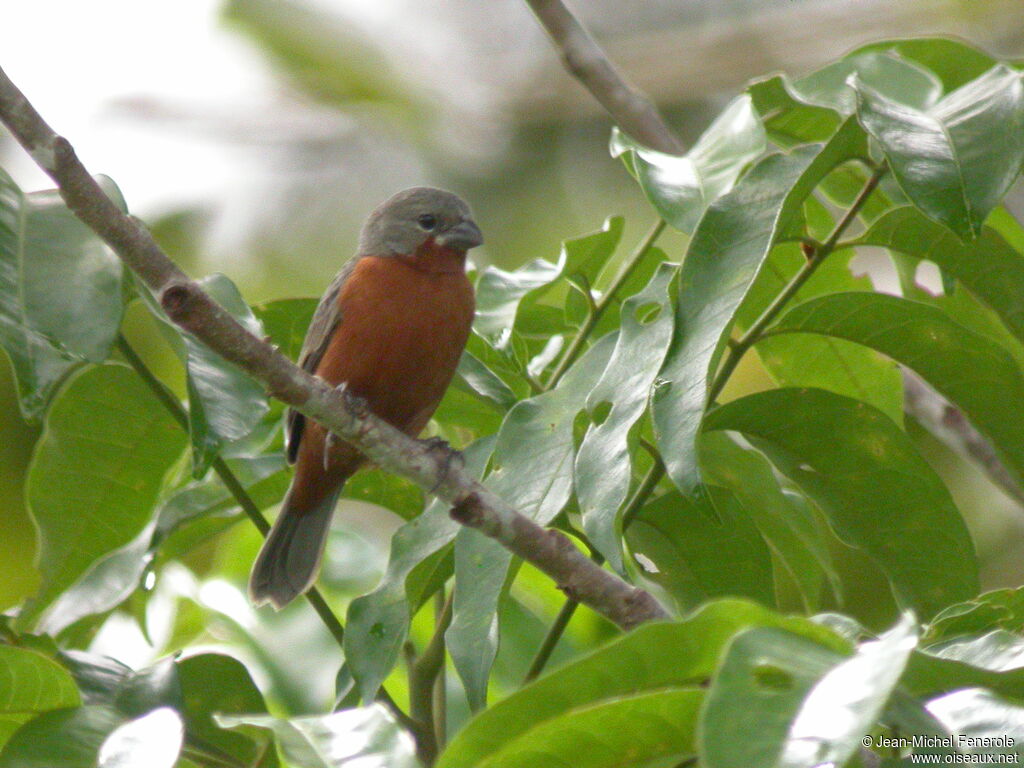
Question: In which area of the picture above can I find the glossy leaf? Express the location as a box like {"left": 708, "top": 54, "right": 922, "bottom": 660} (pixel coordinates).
{"left": 780, "top": 614, "right": 918, "bottom": 768}
{"left": 346, "top": 438, "right": 495, "bottom": 702}
{"left": 791, "top": 51, "right": 942, "bottom": 115}
{"left": 182, "top": 274, "right": 270, "bottom": 476}
{"left": 0, "top": 646, "right": 80, "bottom": 717}
{"left": 705, "top": 388, "right": 978, "bottom": 618}
{"left": 23, "top": 364, "right": 187, "bottom": 628}
{"left": 446, "top": 335, "right": 615, "bottom": 709}
{"left": 853, "top": 207, "right": 1024, "bottom": 344}
{"left": 700, "top": 626, "right": 846, "bottom": 768}
{"left": 20, "top": 183, "right": 125, "bottom": 363}
{"left": 474, "top": 218, "right": 622, "bottom": 343}
{"left": 438, "top": 599, "right": 847, "bottom": 768}
{"left": 699, "top": 432, "right": 838, "bottom": 610}
{"left": 97, "top": 707, "right": 183, "bottom": 768}
{"left": 747, "top": 75, "right": 841, "bottom": 145}
{"left": 0, "top": 705, "right": 124, "bottom": 768}
{"left": 218, "top": 704, "right": 418, "bottom": 768}
{"left": 252, "top": 297, "right": 318, "bottom": 362}
{"left": 854, "top": 65, "right": 1024, "bottom": 238}
{"left": 476, "top": 689, "right": 702, "bottom": 768}
{"left": 574, "top": 263, "right": 674, "bottom": 570}
{"left": 626, "top": 487, "right": 774, "bottom": 610}
{"left": 611, "top": 95, "right": 766, "bottom": 232}
{"left": 927, "top": 689, "right": 1024, "bottom": 761}
{"left": 852, "top": 37, "right": 1000, "bottom": 92}
{"left": 768, "top": 291, "right": 1024, "bottom": 484}
{"left": 653, "top": 118, "right": 867, "bottom": 494}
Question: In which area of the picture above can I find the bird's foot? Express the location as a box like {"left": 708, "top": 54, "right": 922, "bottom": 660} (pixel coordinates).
{"left": 323, "top": 430, "right": 340, "bottom": 471}
{"left": 422, "top": 436, "right": 463, "bottom": 493}
{"left": 335, "top": 382, "right": 369, "bottom": 416}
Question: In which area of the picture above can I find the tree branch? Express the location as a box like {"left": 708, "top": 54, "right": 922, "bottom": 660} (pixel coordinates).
{"left": 0, "top": 64, "right": 668, "bottom": 632}
{"left": 903, "top": 371, "right": 1024, "bottom": 506}
{"left": 523, "top": 0, "right": 685, "bottom": 155}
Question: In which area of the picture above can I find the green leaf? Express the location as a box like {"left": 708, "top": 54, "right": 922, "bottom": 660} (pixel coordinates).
{"left": 854, "top": 65, "right": 1024, "bottom": 239}
{"left": 926, "top": 689, "right": 1024, "bottom": 761}
{"left": 96, "top": 707, "right": 183, "bottom": 768}
{"left": 653, "top": 118, "right": 867, "bottom": 494}
{"left": 699, "top": 432, "right": 838, "bottom": 611}
{"left": 790, "top": 51, "right": 942, "bottom": 115}
{"left": 217, "top": 704, "right": 419, "bottom": 768}
{"left": 611, "top": 95, "right": 766, "bottom": 233}
{"left": 252, "top": 297, "right": 318, "bottom": 361}
{"left": 627, "top": 487, "right": 774, "bottom": 610}
{"left": 747, "top": 75, "right": 841, "bottom": 146}
{"left": 704, "top": 388, "right": 978, "bottom": 619}
{"left": 446, "top": 335, "right": 616, "bottom": 709}
{"left": 852, "top": 37, "right": 1000, "bottom": 92}
{"left": 926, "top": 588, "right": 1024, "bottom": 643}
{"left": 438, "top": 599, "right": 847, "bottom": 768}
{"left": 474, "top": 219, "right": 623, "bottom": 345}
{"left": 0, "top": 705, "right": 125, "bottom": 768}
{"left": 176, "top": 653, "right": 273, "bottom": 766}
{"left": 780, "top": 614, "right": 918, "bottom": 768}
{"left": 0, "top": 173, "right": 131, "bottom": 418}
{"left": 476, "top": 689, "right": 702, "bottom": 768}
{"left": 181, "top": 274, "right": 270, "bottom": 476}
{"left": 853, "top": 207, "right": 1024, "bottom": 344}
{"left": 345, "top": 437, "right": 495, "bottom": 702}
{"left": 700, "top": 626, "right": 845, "bottom": 768}
{"left": 0, "top": 646, "right": 80, "bottom": 717}
{"left": 22, "top": 364, "right": 187, "bottom": 629}
{"left": 574, "top": 263, "right": 674, "bottom": 570}
{"left": 767, "top": 292, "right": 1024, "bottom": 485}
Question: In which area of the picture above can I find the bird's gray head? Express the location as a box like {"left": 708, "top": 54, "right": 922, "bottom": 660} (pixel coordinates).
{"left": 358, "top": 187, "right": 483, "bottom": 258}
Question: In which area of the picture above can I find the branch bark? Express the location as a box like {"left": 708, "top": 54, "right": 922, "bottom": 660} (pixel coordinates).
{"left": 903, "top": 371, "right": 1024, "bottom": 506}
{"left": 0, "top": 64, "right": 669, "bottom": 631}
{"left": 523, "top": 0, "right": 685, "bottom": 155}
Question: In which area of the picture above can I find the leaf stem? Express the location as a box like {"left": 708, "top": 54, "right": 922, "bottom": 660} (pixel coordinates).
{"left": 408, "top": 590, "right": 454, "bottom": 764}
{"left": 544, "top": 218, "right": 666, "bottom": 390}
{"left": 114, "top": 334, "right": 417, "bottom": 736}
{"left": 706, "top": 166, "right": 885, "bottom": 404}
{"left": 522, "top": 456, "right": 666, "bottom": 683}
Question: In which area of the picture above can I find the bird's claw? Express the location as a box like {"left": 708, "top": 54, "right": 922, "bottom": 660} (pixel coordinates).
{"left": 336, "top": 382, "right": 369, "bottom": 415}
{"left": 323, "top": 430, "right": 340, "bottom": 471}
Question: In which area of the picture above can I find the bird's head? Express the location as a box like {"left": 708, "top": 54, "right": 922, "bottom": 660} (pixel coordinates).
{"left": 358, "top": 187, "right": 483, "bottom": 270}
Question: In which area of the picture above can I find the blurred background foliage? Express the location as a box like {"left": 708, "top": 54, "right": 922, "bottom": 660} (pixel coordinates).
{"left": 1, "top": 0, "right": 1024, "bottom": 717}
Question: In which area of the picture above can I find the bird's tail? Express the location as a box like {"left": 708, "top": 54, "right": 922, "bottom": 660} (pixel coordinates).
{"left": 248, "top": 483, "right": 342, "bottom": 610}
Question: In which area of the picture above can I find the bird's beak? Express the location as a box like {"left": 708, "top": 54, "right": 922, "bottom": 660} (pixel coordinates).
{"left": 437, "top": 219, "right": 483, "bottom": 251}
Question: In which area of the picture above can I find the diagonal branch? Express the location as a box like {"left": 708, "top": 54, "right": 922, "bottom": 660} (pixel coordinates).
{"left": 0, "top": 64, "right": 668, "bottom": 632}
{"left": 524, "top": 0, "right": 685, "bottom": 155}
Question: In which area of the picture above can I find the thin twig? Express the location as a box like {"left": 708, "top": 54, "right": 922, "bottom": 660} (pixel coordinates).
{"left": 546, "top": 218, "right": 667, "bottom": 389}
{"left": 904, "top": 371, "right": 1024, "bottom": 506}
{"left": 523, "top": 0, "right": 684, "bottom": 155}
{"left": 408, "top": 590, "right": 454, "bottom": 764}
{"left": 0, "top": 63, "right": 668, "bottom": 633}
{"left": 523, "top": 457, "right": 667, "bottom": 682}
{"left": 707, "top": 166, "right": 885, "bottom": 404}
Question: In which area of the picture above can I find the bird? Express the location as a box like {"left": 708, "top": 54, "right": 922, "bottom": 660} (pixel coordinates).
{"left": 249, "top": 187, "right": 483, "bottom": 609}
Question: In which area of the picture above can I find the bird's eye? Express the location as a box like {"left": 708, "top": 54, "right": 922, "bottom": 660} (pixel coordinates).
{"left": 417, "top": 214, "right": 438, "bottom": 231}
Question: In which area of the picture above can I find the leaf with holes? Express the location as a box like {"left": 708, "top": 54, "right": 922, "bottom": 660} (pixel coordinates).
{"left": 446, "top": 335, "right": 616, "bottom": 710}
{"left": 854, "top": 206, "right": 1024, "bottom": 345}
{"left": 574, "top": 263, "right": 674, "bottom": 570}
{"left": 438, "top": 599, "right": 846, "bottom": 768}
{"left": 627, "top": 486, "right": 774, "bottom": 610}
{"left": 653, "top": 117, "right": 868, "bottom": 495}
{"left": 346, "top": 437, "right": 494, "bottom": 702}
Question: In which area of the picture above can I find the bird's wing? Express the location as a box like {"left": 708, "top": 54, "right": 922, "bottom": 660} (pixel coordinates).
{"left": 285, "top": 257, "right": 359, "bottom": 464}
